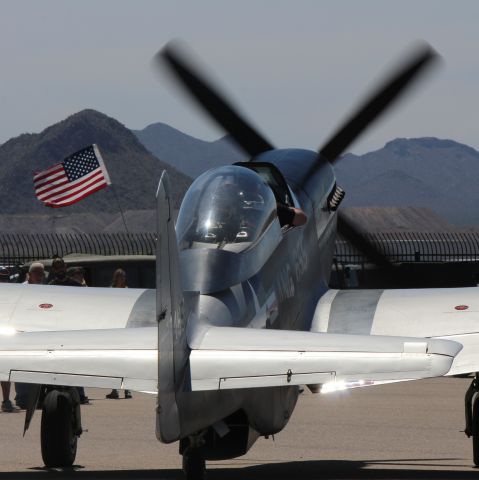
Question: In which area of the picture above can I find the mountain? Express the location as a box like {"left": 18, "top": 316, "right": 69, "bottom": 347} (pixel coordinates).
{"left": 335, "top": 138, "right": 479, "bottom": 226}
{"left": 0, "top": 110, "right": 191, "bottom": 229}
{"left": 3, "top": 109, "right": 479, "bottom": 233}
{"left": 135, "top": 129, "right": 479, "bottom": 226}
{"left": 340, "top": 206, "right": 455, "bottom": 233}
{"left": 133, "top": 122, "right": 247, "bottom": 178}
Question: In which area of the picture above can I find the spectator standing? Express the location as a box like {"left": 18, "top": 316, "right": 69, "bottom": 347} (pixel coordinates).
{"left": 16, "top": 262, "right": 46, "bottom": 408}
{"left": 48, "top": 257, "right": 82, "bottom": 286}
{"left": 106, "top": 269, "right": 132, "bottom": 400}
{"left": 48, "top": 257, "right": 90, "bottom": 404}
{"left": 0, "top": 267, "right": 18, "bottom": 412}
{"left": 67, "top": 266, "right": 87, "bottom": 286}
{"left": 23, "top": 262, "right": 45, "bottom": 285}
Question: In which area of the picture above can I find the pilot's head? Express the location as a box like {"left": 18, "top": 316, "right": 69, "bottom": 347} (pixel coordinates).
{"left": 177, "top": 165, "right": 277, "bottom": 249}
{"left": 210, "top": 182, "right": 242, "bottom": 240}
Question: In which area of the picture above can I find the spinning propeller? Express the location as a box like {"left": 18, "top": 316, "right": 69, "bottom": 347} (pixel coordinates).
{"left": 154, "top": 41, "right": 440, "bottom": 269}
{"left": 156, "top": 44, "right": 274, "bottom": 158}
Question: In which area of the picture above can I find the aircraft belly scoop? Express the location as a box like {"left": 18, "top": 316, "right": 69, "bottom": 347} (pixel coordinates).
{"left": 188, "top": 326, "right": 461, "bottom": 392}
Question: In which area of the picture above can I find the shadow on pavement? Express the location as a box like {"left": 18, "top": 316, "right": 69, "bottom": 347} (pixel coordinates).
{"left": 0, "top": 459, "right": 476, "bottom": 479}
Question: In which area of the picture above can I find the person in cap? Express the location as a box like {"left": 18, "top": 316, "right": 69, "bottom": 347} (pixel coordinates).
{"left": 48, "top": 257, "right": 82, "bottom": 286}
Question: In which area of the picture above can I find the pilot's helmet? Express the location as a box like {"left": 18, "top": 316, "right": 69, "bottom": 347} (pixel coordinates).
{"left": 209, "top": 182, "right": 242, "bottom": 241}
{"left": 212, "top": 182, "right": 241, "bottom": 214}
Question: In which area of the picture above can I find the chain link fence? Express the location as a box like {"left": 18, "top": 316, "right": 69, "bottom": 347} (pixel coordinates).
{"left": 334, "top": 231, "right": 479, "bottom": 265}
{"left": 1, "top": 231, "right": 479, "bottom": 267}
{"left": 0, "top": 233, "right": 156, "bottom": 265}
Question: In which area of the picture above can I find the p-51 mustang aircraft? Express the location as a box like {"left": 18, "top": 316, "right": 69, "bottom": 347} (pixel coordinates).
{"left": 0, "top": 42, "right": 478, "bottom": 480}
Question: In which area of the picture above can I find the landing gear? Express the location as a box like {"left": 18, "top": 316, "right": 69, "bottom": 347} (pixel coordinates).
{"left": 464, "top": 373, "right": 479, "bottom": 466}
{"left": 40, "top": 388, "right": 82, "bottom": 468}
{"left": 182, "top": 447, "right": 206, "bottom": 480}
{"left": 180, "top": 432, "right": 207, "bottom": 480}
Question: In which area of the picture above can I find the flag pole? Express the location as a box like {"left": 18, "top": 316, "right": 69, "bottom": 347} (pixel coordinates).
{"left": 93, "top": 145, "right": 130, "bottom": 235}
{"left": 111, "top": 183, "right": 130, "bottom": 234}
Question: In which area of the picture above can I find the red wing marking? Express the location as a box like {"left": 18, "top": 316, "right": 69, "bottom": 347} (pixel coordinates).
{"left": 38, "top": 303, "right": 53, "bottom": 309}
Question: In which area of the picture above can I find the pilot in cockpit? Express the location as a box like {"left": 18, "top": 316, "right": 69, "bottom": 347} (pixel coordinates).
{"left": 176, "top": 165, "right": 307, "bottom": 251}
{"left": 208, "top": 182, "right": 244, "bottom": 243}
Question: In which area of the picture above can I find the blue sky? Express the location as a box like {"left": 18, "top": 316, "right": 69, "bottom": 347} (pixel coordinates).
{"left": 1, "top": 0, "right": 478, "bottom": 154}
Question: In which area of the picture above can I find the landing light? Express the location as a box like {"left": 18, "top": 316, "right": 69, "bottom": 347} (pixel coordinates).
{"left": 321, "top": 380, "right": 348, "bottom": 394}
{"left": 321, "top": 379, "right": 373, "bottom": 394}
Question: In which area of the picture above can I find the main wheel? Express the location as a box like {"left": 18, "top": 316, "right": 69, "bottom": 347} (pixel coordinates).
{"left": 182, "top": 447, "right": 205, "bottom": 480}
{"left": 473, "top": 394, "right": 479, "bottom": 466}
{"left": 41, "top": 390, "right": 78, "bottom": 468}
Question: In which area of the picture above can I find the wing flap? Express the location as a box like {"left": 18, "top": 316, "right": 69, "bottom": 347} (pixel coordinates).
{"left": 10, "top": 371, "right": 123, "bottom": 389}
{"left": 189, "top": 327, "right": 462, "bottom": 392}
{"left": 0, "top": 327, "right": 157, "bottom": 392}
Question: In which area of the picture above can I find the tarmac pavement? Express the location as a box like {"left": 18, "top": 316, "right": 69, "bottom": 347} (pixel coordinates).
{"left": 0, "top": 377, "right": 477, "bottom": 479}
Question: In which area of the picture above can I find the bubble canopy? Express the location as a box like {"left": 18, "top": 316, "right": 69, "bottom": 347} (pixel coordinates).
{"left": 177, "top": 166, "right": 277, "bottom": 252}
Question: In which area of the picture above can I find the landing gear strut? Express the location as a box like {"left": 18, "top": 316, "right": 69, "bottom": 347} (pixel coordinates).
{"left": 464, "top": 373, "right": 479, "bottom": 466}
{"left": 182, "top": 447, "right": 206, "bottom": 480}
{"left": 181, "top": 432, "right": 206, "bottom": 480}
{"left": 40, "top": 388, "right": 82, "bottom": 468}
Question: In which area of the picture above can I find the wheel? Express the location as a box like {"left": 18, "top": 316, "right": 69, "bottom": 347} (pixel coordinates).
{"left": 473, "top": 394, "right": 479, "bottom": 466}
{"left": 182, "top": 447, "right": 205, "bottom": 480}
{"left": 41, "top": 390, "right": 78, "bottom": 468}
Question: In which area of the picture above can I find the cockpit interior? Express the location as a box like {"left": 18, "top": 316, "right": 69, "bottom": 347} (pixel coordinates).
{"left": 177, "top": 165, "right": 289, "bottom": 252}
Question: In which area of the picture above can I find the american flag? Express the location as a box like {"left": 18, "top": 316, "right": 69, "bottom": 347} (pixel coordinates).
{"left": 34, "top": 145, "right": 111, "bottom": 207}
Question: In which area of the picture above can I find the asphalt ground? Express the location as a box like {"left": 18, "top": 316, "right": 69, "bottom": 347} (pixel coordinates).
{"left": 0, "top": 377, "right": 477, "bottom": 479}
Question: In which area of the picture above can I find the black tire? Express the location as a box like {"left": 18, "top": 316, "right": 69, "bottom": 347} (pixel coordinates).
{"left": 182, "top": 448, "right": 206, "bottom": 480}
{"left": 41, "top": 390, "right": 77, "bottom": 468}
{"left": 473, "top": 394, "right": 479, "bottom": 466}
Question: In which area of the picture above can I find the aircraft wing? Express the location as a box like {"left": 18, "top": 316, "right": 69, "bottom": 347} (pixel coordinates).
{"left": 0, "top": 285, "right": 474, "bottom": 395}
{"left": 188, "top": 326, "right": 461, "bottom": 392}
{"left": 0, "top": 283, "right": 155, "bottom": 331}
{"left": 0, "top": 322, "right": 461, "bottom": 395}
{"left": 312, "top": 287, "right": 479, "bottom": 377}
{"left": 0, "top": 327, "right": 157, "bottom": 393}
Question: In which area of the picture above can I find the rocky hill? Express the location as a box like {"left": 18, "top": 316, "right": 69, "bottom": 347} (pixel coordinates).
{"left": 136, "top": 129, "right": 479, "bottom": 227}
{"left": 335, "top": 137, "right": 479, "bottom": 226}
{"left": 0, "top": 110, "right": 190, "bottom": 220}
{"left": 3, "top": 109, "right": 479, "bottom": 232}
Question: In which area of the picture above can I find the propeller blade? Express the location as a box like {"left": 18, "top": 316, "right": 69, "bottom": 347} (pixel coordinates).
{"left": 319, "top": 43, "right": 440, "bottom": 164}
{"left": 155, "top": 42, "right": 274, "bottom": 158}
{"left": 337, "top": 211, "right": 392, "bottom": 269}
